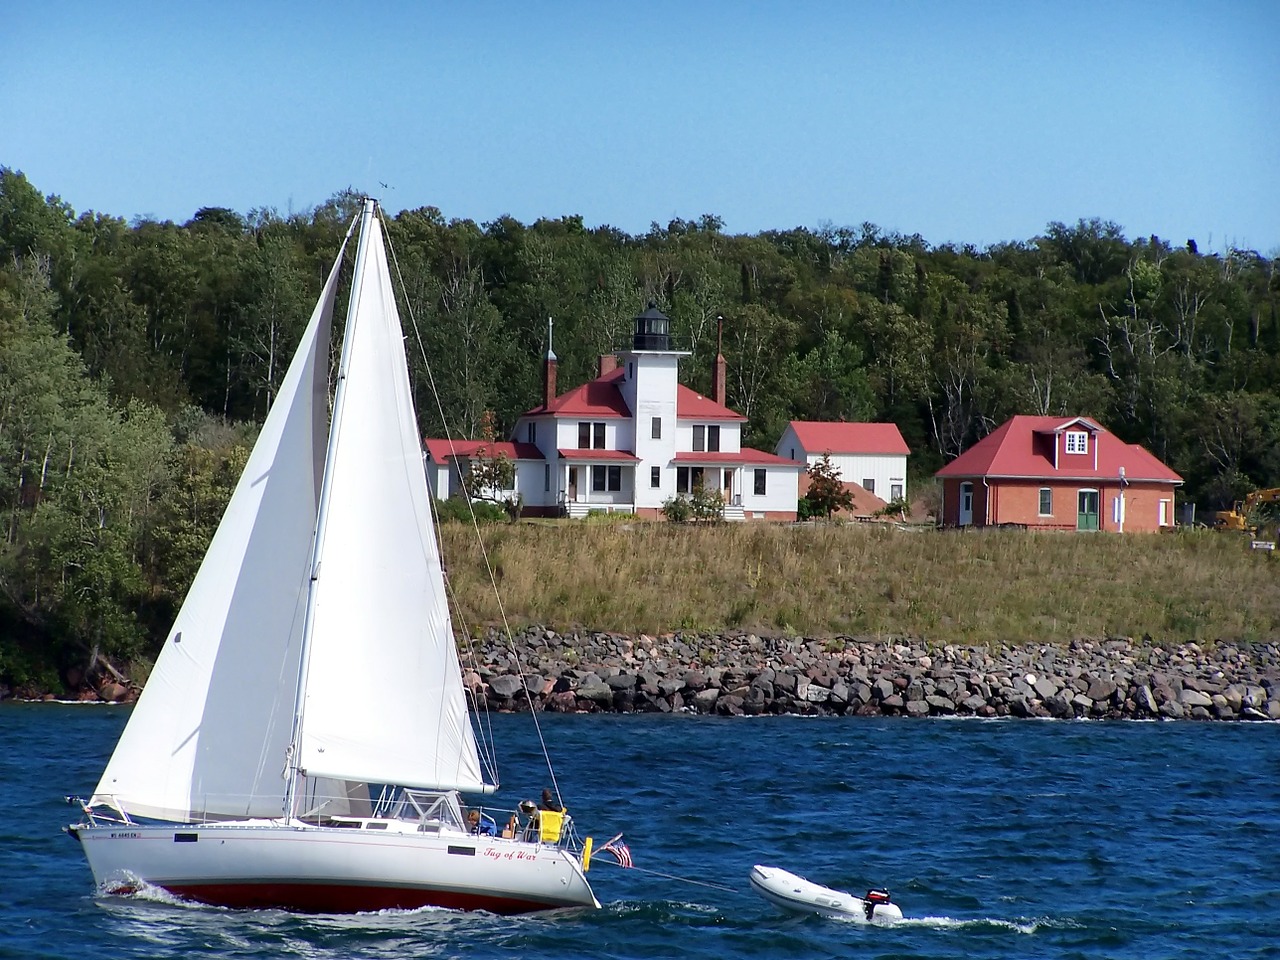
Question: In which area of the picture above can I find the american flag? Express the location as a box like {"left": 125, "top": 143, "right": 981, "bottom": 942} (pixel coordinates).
{"left": 600, "top": 833, "right": 634, "bottom": 868}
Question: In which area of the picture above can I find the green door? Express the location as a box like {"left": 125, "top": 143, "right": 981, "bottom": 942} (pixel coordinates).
{"left": 1077, "top": 490, "right": 1099, "bottom": 530}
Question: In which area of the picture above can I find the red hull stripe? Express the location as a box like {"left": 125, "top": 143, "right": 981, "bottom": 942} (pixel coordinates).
{"left": 162, "top": 881, "right": 564, "bottom": 915}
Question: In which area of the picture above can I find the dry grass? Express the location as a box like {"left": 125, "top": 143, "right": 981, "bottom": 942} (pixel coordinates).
{"left": 438, "top": 522, "right": 1280, "bottom": 646}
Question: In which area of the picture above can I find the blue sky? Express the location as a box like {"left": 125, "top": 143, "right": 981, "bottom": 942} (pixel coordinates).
{"left": 4, "top": 1, "right": 1277, "bottom": 251}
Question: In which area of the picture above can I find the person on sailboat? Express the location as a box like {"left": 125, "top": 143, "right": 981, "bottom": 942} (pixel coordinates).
{"left": 539, "top": 788, "right": 563, "bottom": 813}
{"left": 467, "top": 809, "right": 497, "bottom": 836}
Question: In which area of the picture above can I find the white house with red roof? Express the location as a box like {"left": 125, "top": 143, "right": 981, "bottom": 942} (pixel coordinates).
{"left": 776, "top": 420, "right": 911, "bottom": 512}
{"left": 934, "top": 415, "right": 1182, "bottom": 532}
{"left": 426, "top": 305, "right": 804, "bottom": 520}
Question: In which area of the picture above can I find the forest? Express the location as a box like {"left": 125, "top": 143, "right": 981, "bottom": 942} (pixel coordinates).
{"left": 1, "top": 166, "right": 1278, "bottom": 688}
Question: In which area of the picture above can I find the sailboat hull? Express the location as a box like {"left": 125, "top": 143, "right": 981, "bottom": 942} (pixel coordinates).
{"left": 72, "top": 822, "right": 599, "bottom": 914}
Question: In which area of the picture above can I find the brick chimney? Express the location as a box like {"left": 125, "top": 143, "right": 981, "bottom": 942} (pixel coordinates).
{"left": 543, "top": 316, "right": 558, "bottom": 408}
{"left": 712, "top": 313, "right": 727, "bottom": 405}
{"left": 598, "top": 354, "right": 618, "bottom": 378}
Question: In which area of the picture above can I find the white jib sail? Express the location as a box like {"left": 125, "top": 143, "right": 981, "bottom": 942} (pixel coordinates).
{"left": 296, "top": 205, "right": 487, "bottom": 794}
{"left": 90, "top": 233, "right": 352, "bottom": 822}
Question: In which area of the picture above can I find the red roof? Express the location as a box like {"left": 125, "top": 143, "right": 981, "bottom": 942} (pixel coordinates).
{"left": 424, "top": 439, "right": 544, "bottom": 463}
{"left": 674, "top": 448, "right": 804, "bottom": 467}
{"left": 677, "top": 386, "right": 746, "bottom": 421}
{"left": 522, "top": 367, "right": 631, "bottom": 418}
{"left": 935, "top": 415, "right": 1182, "bottom": 483}
{"left": 521, "top": 364, "right": 747, "bottom": 422}
{"left": 786, "top": 421, "right": 910, "bottom": 455}
{"left": 556, "top": 448, "right": 641, "bottom": 462}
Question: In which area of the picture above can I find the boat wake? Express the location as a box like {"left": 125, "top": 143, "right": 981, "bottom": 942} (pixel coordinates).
{"left": 98, "top": 875, "right": 203, "bottom": 909}
{"left": 884, "top": 915, "right": 1047, "bottom": 934}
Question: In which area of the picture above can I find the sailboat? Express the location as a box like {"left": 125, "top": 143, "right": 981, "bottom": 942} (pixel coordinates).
{"left": 69, "top": 199, "right": 599, "bottom": 914}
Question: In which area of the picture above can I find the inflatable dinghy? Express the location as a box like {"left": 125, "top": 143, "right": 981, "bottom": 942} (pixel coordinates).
{"left": 749, "top": 865, "right": 903, "bottom": 923}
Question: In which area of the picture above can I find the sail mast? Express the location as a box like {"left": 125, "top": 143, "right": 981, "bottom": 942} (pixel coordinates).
{"left": 284, "top": 198, "right": 378, "bottom": 817}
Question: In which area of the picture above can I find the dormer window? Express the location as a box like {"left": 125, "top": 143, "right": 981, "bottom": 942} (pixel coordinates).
{"left": 1065, "top": 431, "right": 1088, "bottom": 454}
{"left": 527, "top": 422, "right": 537, "bottom": 443}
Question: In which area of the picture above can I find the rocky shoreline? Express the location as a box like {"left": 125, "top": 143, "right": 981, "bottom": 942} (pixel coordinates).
{"left": 466, "top": 628, "right": 1280, "bottom": 722}
{"left": 9, "top": 629, "right": 1280, "bottom": 721}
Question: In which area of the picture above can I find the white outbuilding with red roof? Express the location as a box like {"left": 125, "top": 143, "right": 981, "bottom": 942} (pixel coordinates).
{"left": 776, "top": 420, "right": 912, "bottom": 510}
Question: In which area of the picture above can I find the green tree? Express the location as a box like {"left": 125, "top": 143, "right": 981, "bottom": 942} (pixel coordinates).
{"left": 463, "top": 411, "right": 516, "bottom": 512}
{"left": 802, "top": 453, "right": 853, "bottom": 518}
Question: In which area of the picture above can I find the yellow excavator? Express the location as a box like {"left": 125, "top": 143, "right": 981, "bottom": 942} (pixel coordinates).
{"left": 1210, "top": 487, "right": 1280, "bottom": 540}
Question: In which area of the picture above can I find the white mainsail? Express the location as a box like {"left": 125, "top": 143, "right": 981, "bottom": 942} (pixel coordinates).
{"left": 90, "top": 229, "right": 353, "bottom": 822}
{"left": 295, "top": 204, "right": 487, "bottom": 794}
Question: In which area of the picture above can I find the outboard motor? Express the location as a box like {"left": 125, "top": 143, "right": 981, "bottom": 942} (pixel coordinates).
{"left": 864, "top": 888, "right": 893, "bottom": 921}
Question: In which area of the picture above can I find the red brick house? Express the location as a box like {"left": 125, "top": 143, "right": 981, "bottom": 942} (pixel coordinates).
{"left": 935, "top": 416, "right": 1182, "bottom": 532}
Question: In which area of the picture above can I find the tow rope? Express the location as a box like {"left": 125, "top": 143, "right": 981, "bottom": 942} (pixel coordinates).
{"left": 589, "top": 857, "right": 737, "bottom": 894}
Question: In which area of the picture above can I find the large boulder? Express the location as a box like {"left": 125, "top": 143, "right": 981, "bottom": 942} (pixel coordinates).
{"left": 576, "top": 676, "right": 615, "bottom": 706}
{"left": 1179, "top": 688, "right": 1214, "bottom": 709}
{"left": 1135, "top": 685, "right": 1158, "bottom": 713}
{"left": 1045, "top": 694, "right": 1073, "bottom": 719}
{"left": 489, "top": 674, "right": 523, "bottom": 699}
{"left": 804, "top": 684, "right": 830, "bottom": 703}
{"left": 925, "top": 694, "right": 956, "bottom": 714}
{"left": 692, "top": 688, "right": 721, "bottom": 712}
{"left": 658, "top": 677, "right": 686, "bottom": 696}
{"left": 1086, "top": 678, "right": 1118, "bottom": 703}
{"left": 98, "top": 682, "right": 128, "bottom": 703}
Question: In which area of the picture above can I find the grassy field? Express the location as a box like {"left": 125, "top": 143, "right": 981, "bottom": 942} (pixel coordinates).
{"left": 437, "top": 521, "right": 1280, "bottom": 646}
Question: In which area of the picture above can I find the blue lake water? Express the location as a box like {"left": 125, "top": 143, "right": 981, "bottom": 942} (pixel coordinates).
{"left": 2, "top": 703, "right": 1277, "bottom": 959}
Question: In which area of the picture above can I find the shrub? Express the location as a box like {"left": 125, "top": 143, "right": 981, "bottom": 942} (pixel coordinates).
{"left": 661, "top": 495, "right": 692, "bottom": 523}
{"left": 435, "top": 495, "right": 507, "bottom": 524}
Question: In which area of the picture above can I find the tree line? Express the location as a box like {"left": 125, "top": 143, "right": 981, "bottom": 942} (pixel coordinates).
{"left": 1, "top": 167, "right": 1277, "bottom": 688}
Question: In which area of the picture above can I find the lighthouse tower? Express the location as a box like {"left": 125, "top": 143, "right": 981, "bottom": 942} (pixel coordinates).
{"left": 619, "top": 303, "right": 689, "bottom": 511}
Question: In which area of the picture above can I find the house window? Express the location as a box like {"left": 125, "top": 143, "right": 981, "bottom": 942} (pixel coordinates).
{"left": 1065, "top": 431, "right": 1088, "bottom": 454}
{"left": 591, "top": 465, "right": 622, "bottom": 492}
{"left": 1039, "top": 487, "right": 1052, "bottom": 516}
{"left": 650, "top": 466, "right": 661, "bottom": 488}
{"left": 651, "top": 416, "right": 661, "bottom": 440}
{"left": 544, "top": 464, "right": 551, "bottom": 492}
{"left": 862, "top": 478, "right": 875, "bottom": 495}
{"left": 891, "top": 483, "right": 903, "bottom": 502}
{"left": 628, "top": 362, "right": 634, "bottom": 380}
{"left": 527, "top": 422, "right": 537, "bottom": 443}
{"left": 1159, "top": 498, "right": 1171, "bottom": 527}
{"left": 691, "top": 424, "right": 721, "bottom": 453}
{"left": 676, "top": 466, "right": 704, "bottom": 494}
{"left": 578, "top": 421, "right": 606, "bottom": 449}
{"left": 754, "top": 469, "right": 767, "bottom": 496}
